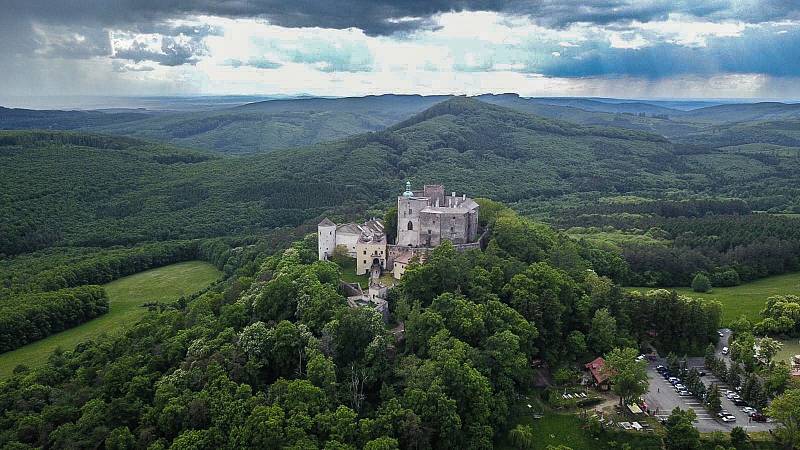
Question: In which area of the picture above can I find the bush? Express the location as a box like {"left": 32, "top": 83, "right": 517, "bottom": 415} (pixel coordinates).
{"left": 692, "top": 273, "right": 712, "bottom": 293}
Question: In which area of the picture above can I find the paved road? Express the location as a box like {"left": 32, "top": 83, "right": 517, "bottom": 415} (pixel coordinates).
{"left": 717, "top": 328, "right": 732, "bottom": 361}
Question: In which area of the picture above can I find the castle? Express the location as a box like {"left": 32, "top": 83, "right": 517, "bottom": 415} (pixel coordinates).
{"left": 318, "top": 182, "right": 480, "bottom": 279}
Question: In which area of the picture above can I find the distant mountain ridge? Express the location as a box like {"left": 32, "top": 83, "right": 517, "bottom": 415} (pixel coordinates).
{"left": 2, "top": 94, "right": 800, "bottom": 153}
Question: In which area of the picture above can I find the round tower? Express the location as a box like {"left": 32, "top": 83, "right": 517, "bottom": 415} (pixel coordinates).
{"left": 318, "top": 218, "right": 337, "bottom": 260}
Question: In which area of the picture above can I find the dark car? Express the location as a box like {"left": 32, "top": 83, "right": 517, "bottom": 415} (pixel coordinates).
{"left": 752, "top": 413, "right": 767, "bottom": 422}
{"left": 733, "top": 399, "right": 748, "bottom": 406}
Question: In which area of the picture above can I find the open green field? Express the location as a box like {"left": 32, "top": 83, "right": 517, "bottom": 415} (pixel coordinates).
{"left": 0, "top": 261, "right": 221, "bottom": 379}
{"left": 626, "top": 271, "right": 800, "bottom": 325}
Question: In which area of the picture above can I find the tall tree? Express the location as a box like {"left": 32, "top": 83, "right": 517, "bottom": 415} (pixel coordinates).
{"left": 588, "top": 308, "right": 617, "bottom": 355}
{"left": 767, "top": 389, "right": 800, "bottom": 450}
{"left": 706, "top": 384, "right": 722, "bottom": 414}
{"left": 604, "top": 347, "right": 649, "bottom": 406}
{"left": 758, "top": 337, "right": 783, "bottom": 368}
{"left": 664, "top": 408, "right": 700, "bottom": 450}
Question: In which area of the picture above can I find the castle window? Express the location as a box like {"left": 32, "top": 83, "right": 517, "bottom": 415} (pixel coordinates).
{"left": 407, "top": 221, "right": 413, "bottom": 231}
{"left": 450, "top": 227, "right": 454, "bottom": 233}
{"left": 363, "top": 250, "right": 367, "bottom": 255}
{"left": 409, "top": 208, "right": 412, "bottom": 215}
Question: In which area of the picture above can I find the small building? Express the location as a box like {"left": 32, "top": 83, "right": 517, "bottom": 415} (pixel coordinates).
{"left": 355, "top": 221, "right": 388, "bottom": 276}
{"left": 392, "top": 253, "right": 412, "bottom": 279}
{"left": 343, "top": 280, "right": 389, "bottom": 322}
{"left": 585, "top": 357, "right": 612, "bottom": 390}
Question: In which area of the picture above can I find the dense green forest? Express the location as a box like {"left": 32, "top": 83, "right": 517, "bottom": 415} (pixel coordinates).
{"left": 4, "top": 97, "right": 800, "bottom": 289}
{"left": 0, "top": 205, "right": 724, "bottom": 449}
{"left": 0, "top": 285, "right": 108, "bottom": 352}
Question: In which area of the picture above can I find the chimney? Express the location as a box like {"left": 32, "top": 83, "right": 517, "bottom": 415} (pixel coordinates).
{"left": 452, "top": 191, "right": 456, "bottom": 198}
{"left": 435, "top": 198, "right": 439, "bottom": 207}
{"left": 462, "top": 194, "right": 466, "bottom": 200}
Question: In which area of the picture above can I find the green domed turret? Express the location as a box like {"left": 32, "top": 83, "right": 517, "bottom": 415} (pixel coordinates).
{"left": 402, "top": 181, "right": 413, "bottom": 197}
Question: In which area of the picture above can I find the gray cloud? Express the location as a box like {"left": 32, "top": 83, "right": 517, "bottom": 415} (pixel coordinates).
{"left": 111, "top": 61, "right": 156, "bottom": 72}
{"left": 113, "top": 34, "right": 208, "bottom": 66}
{"left": 5, "top": 1, "right": 799, "bottom": 37}
{"left": 34, "top": 25, "right": 112, "bottom": 58}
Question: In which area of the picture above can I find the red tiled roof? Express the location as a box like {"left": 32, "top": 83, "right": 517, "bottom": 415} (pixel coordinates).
{"left": 585, "top": 357, "right": 610, "bottom": 384}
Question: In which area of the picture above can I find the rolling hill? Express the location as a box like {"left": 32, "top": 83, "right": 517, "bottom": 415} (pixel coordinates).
{"left": 10, "top": 97, "right": 798, "bottom": 257}
{"left": 4, "top": 95, "right": 800, "bottom": 155}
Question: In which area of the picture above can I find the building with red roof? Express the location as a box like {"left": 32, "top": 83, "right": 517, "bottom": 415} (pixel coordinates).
{"left": 585, "top": 357, "right": 612, "bottom": 389}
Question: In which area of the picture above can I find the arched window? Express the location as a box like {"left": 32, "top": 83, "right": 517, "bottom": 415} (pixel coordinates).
{"left": 407, "top": 221, "right": 414, "bottom": 231}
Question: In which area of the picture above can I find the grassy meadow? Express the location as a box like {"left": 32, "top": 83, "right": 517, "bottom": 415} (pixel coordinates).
{"left": 0, "top": 261, "right": 221, "bottom": 378}
{"left": 626, "top": 271, "right": 800, "bottom": 325}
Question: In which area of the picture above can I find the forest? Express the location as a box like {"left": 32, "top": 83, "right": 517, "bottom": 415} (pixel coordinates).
{"left": 4, "top": 97, "right": 800, "bottom": 292}
{"left": 0, "top": 203, "right": 724, "bottom": 449}
{"left": 2, "top": 95, "right": 800, "bottom": 448}
{"left": 0, "top": 285, "right": 108, "bottom": 352}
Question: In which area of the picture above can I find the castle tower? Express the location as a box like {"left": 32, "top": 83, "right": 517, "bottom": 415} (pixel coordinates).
{"left": 397, "top": 182, "right": 427, "bottom": 247}
{"left": 318, "top": 218, "right": 337, "bottom": 260}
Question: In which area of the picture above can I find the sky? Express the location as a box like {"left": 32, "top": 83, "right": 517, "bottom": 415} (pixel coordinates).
{"left": 2, "top": 0, "right": 800, "bottom": 104}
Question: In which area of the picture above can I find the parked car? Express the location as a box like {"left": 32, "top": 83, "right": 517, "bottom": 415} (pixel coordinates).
{"left": 656, "top": 365, "right": 666, "bottom": 372}
{"left": 721, "top": 415, "right": 736, "bottom": 423}
{"left": 752, "top": 413, "right": 767, "bottom": 422}
{"left": 678, "top": 391, "right": 692, "bottom": 397}
{"left": 741, "top": 407, "right": 756, "bottom": 414}
{"left": 722, "top": 347, "right": 729, "bottom": 355}
{"left": 719, "top": 331, "right": 724, "bottom": 337}
{"left": 733, "top": 399, "right": 748, "bottom": 406}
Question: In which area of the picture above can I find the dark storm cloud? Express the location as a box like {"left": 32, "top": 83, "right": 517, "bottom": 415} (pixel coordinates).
{"left": 6, "top": 1, "right": 800, "bottom": 37}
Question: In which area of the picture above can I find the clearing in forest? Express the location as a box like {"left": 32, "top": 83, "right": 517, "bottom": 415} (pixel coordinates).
{"left": 626, "top": 271, "right": 800, "bottom": 326}
{"left": 0, "top": 261, "right": 221, "bottom": 379}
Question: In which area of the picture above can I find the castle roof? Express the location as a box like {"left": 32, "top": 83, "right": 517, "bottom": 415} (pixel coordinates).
{"left": 393, "top": 254, "right": 412, "bottom": 264}
{"left": 336, "top": 223, "right": 362, "bottom": 234}
{"left": 318, "top": 217, "right": 336, "bottom": 227}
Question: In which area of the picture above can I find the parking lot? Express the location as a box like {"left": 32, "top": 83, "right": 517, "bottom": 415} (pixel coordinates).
{"left": 643, "top": 360, "right": 775, "bottom": 433}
